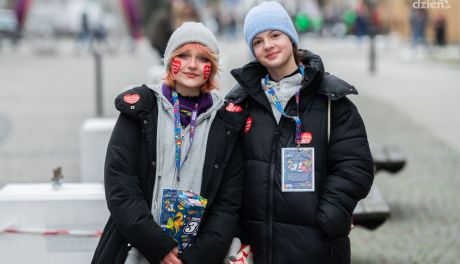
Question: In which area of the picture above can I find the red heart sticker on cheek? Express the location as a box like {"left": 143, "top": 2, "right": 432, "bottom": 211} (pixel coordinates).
{"left": 203, "top": 64, "right": 211, "bottom": 80}
{"left": 171, "top": 59, "right": 181, "bottom": 75}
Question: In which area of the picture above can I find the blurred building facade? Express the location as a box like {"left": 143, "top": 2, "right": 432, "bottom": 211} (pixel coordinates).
{"left": 378, "top": 0, "right": 459, "bottom": 44}
{"left": 322, "top": 0, "right": 459, "bottom": 44}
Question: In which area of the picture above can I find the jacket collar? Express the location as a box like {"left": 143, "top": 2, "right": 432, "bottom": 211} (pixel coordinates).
{"left": 228, "top": 49, "right": 358, "bottom": 104}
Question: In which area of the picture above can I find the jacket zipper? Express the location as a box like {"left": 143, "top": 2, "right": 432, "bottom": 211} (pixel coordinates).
{"left": 268, "top": 125, "right": 280, "bottom": 264}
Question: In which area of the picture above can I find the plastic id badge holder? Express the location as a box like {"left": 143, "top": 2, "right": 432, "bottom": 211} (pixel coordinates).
{"left": 281, "top": 148, "right": 315, "bottom": 192}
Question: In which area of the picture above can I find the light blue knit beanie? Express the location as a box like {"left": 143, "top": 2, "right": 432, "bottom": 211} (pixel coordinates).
{"left": 243, "top": 1, "right": 299, "bottom": 57}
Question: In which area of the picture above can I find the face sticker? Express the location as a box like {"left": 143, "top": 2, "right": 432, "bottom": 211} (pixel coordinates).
{"left": 171, "top": 59, "right": 181, "bottom": 75}
{"left": 300, "top": 132, "right": 312, "bottom": 144}
{"left": 203, "top": 64, "right": 211, "bottom": 80}
{"left": 123, "top": 93, "right": 140, "bottom": 105}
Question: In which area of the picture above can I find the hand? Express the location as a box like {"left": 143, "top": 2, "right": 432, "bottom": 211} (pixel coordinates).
{"left": 160, "top": 247, "right": 183, "bottom": 264}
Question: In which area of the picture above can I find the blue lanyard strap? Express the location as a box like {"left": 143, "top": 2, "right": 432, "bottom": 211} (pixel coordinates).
{"left": 172, "top": 89, "right": 199, "bottom": 182}
{"left": 264, "top": 64, "right": 305, "bottom": 145}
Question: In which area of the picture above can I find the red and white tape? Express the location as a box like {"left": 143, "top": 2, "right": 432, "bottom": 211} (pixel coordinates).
{"left": 1, "top": 227, "right": 102, "bottom": 237}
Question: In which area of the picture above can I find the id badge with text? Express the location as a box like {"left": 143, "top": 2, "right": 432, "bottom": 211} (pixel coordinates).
{"left": 281, "top": 148, "right": 315, "bottom": 192}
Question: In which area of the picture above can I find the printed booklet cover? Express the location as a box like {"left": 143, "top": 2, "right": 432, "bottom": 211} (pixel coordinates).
{"left": 160, "top": 189, "right": 207, "bottom": 251}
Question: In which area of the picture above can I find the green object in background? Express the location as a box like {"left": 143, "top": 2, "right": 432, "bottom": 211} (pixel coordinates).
{"left": 343, "top": 9, "right": 357, "bottom": 27}
{"left": 295, "top": 13, "right": 311, "bottom": 32}
{"left": 312, "top": 17, "right": 324, "bottom": 32}
{"left": 343, "top": 9, "right": 357, "bottom": 34}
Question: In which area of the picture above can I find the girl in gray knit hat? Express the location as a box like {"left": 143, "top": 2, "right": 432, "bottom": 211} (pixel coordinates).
{"left": 92, "top": 22, "right": 246, "bottom": 264}
{"left": 226, "top": 2, "right": 374, "bottom": 264}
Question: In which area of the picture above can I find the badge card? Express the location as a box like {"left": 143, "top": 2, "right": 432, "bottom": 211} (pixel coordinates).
{"left": 281, "top": 148, "right": 315, "bottom": 192}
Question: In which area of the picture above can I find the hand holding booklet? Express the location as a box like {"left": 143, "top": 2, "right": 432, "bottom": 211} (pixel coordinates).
{"left": 160, "top": 188, "right": 207, "bottom": 252}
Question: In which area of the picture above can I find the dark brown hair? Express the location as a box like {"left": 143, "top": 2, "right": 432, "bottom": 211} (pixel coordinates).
{"left": 293, "top": 43, "right": 302, "bottom": 66}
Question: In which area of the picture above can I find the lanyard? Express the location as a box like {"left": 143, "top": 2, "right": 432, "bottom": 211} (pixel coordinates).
{"left": 263, "top": 64, "right": 305, "bottom": 145}
{"left": 172, "top": 89, "right": 199, "bottom": 183}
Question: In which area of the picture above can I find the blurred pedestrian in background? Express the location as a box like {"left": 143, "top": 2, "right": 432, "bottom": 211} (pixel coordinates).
{"left": 75, "top": 12, "right": 91, "bottom": 50}
{"left": 226, "top": 2, "right": 374, "bottom": 263}
{"left": 434, "top": 11, "right": 446, "bottom": 47}
{"left": 146, "top": 2, "right": 174, "bottom": 56}
{"left": 120, "top": 0, "right": 143, "bottom": 52}
{"left": 353, "top": 3, "right": 369, "bottom": 40}
{"left": 146, "top": 0, "right": 201, "bottom": 84}
{"left": 92, "top": 22, "right": 245, "bottom": 264}
{"left": 410, "top": 8, "right": 428, "bottom": 47}
{"left": 74, "top": 7, "right": 109, "bottom": 54}
{"left": 146, "top": 0, "right": 200, "bottom": 57}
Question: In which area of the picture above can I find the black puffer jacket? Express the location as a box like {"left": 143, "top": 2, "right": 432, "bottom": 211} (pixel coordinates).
{"left": 92, "top": 85, "right": 246, "bottom": 264}
{"left": 227, "top": 50, "right": 374, "bottom": 264}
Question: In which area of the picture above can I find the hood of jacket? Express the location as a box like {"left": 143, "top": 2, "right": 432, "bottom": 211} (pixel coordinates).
{"left": 115, "top": 84, "right": 223, "bottom": 124}
{"left": 227, "top": 49, "right": 357, "bottom": 103}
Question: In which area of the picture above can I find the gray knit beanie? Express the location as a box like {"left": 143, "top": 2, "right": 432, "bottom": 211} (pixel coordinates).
{"left": 244, "top": 1, "right": 299, "bottom": 57}
{"left": 163, "top": 22, "right": 219, "bottom": 69}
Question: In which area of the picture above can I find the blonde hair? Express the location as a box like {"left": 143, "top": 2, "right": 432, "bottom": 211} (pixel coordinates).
{"left": 163, "top": 43, "right": 219, "bottom": 93}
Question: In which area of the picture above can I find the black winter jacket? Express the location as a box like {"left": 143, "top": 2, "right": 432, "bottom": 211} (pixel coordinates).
{"left": 226, "top": 50, "right": 374, "bottom": 264}
{"left": 92, "top": 85, "right": 246, "bottom": 264}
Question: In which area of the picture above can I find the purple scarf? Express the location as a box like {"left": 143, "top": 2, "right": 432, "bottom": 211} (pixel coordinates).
{"left": 162, "top": 83, "right": 213, "bottom": 127}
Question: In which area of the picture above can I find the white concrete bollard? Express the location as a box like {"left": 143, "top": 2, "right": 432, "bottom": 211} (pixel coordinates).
{"left": 0, "top": 183, "right": 109, "bottom": 264}
{"left": 79, "top": 118, "right": 116, "bottom": 183}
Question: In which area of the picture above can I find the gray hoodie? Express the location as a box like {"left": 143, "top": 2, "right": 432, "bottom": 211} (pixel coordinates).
{"left": 262, "top": 73, "right": 303, "bottom": 123}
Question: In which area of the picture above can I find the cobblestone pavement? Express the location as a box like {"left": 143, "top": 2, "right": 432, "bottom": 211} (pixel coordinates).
{"left": 1, "top": 36, "right": 459, "bottom": 263}
{"left": 351, "top": 95, "right": 460, "bottom": 264}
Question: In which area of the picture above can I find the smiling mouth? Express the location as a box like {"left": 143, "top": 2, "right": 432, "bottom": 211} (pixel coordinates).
{"left": 266, "top": 51, "right": 280, "bottom": 59}
{"left": 184, "top": 73, "right": 199, "bottom": 78}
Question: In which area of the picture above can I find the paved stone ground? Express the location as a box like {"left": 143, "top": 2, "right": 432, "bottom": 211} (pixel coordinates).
{"left": 1, "top": 36, "right": 459, "bottom": 263}
{"left": 350, "top": 95, "right": 460, "bottom": 264}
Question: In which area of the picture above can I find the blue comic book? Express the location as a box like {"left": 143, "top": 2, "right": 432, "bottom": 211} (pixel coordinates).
{"left": 160, "top": 189, "right": 207, "bottom": 252}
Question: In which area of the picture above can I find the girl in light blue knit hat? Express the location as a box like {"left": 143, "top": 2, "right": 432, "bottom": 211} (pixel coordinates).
{"left": 226, "top": 2, "right": 374, "bottom": 264}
